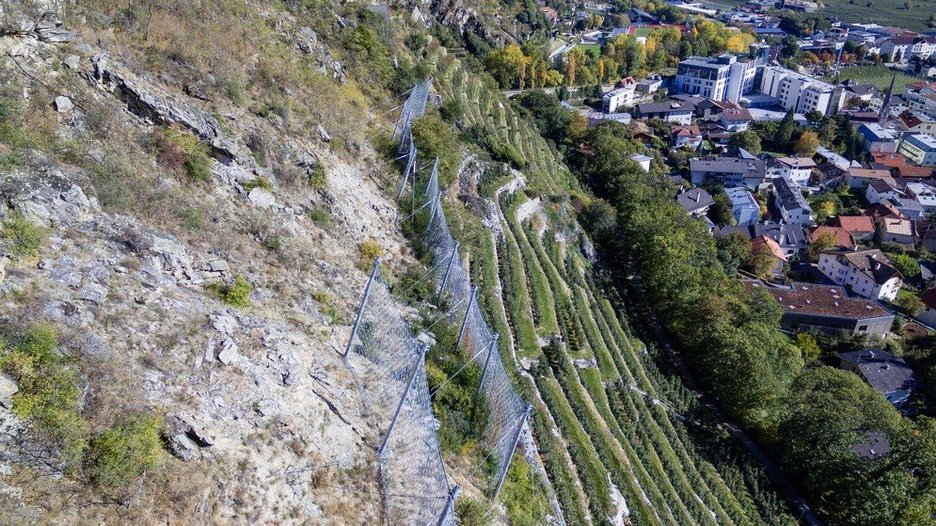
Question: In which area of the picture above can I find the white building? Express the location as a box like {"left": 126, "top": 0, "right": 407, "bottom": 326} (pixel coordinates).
{"left": 673, "top": 54, "right": 759, "bottom": 102}
{"left": 817, "top": 249, "right": 902, "bottom": 301}
{"left": 904, "top": 83, "right": 936, "bottom": 120}
{"left": 771, "top": 176, "right": 815, "bottom": 225}
{"left": 630, "top": 153, "right": 652, "bottom": 172}
{"left": 905, "top": 182, "right": 936, "bottom": 214}
{"left": 898, "top": 133, "right": 936, "bottom": 167}
{"left": 726, "top": 186, "right": 759, "bottom": 226}
{"left": 857, "top": 123, "right": 899, "bottom": 153}
{"left": 602, "top": 83, "right": 637, "bottom": 113}
{"left": 767, "top": 156, "right": 816, "bottom": 186}
{"left": 759, "top": 66, "right": 843, "bottom": 116}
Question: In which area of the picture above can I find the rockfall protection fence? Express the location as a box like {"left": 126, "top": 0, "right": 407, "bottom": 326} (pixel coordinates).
{"left": 343, "top": 258, "right": 459, "bottom": 526}
{"left": 393, "top": 77, "right": 432, "bottom": 153}
{"left": 341, "top": 80, "right": 531, "bottom": 524}
{"left": 394, "top": 83, "right": 532, "bottom": 497}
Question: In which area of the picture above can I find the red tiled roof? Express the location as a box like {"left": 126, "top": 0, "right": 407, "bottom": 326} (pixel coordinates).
{"left": 752, "top": 235, "right": 787, "bottom": 262}
{"left": 761, "top": 282, "right": 891, "bottom": 319}
{"left": 896, "top": 165, "right": 935, "bottom": 178}
{"left": 871, "top": 151, "right": 906, "bottom": 168}
{"left": 834, "top": 215, "right": 875, "bottom": 234}
{"left": 809, "top": 226, "right": 856, "bottom": 250}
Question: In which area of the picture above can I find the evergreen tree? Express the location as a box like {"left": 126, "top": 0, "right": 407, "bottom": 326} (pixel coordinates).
{"left": 775, "top": 110, "right": 796, "bottom": 150}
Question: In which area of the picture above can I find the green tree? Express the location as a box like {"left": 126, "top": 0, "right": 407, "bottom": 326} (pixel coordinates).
{"left": 891, "top": 253, "right": 920, "bottom": 278}
{"left": 708, "top": 188, "right": 734, "bottom": 226}
{"left": 727, "top": 129, "right": 762, "bottom": 154}
{"left": 716, "top": 232, "right": 752, "bottom": 276}
{"left": 809, "top": 230, "right": 836, "bottom": 261}
{"left": 896, "top": 293, "right": 925, "bottom": 316}
{"left": 775, "top": 110, "right": 797, "bottom": 150}
{"left": 796, "top": 332, "right": 822, "bottom": 363}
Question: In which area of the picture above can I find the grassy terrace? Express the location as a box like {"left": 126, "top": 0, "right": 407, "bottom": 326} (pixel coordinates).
{"left": 427, "top": 46, "right": 790, "bottom": 526}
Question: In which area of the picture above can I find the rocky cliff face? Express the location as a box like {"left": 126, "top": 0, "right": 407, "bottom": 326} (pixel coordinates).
{"left": 0, "top": 6, "right": 418, "bottom": 524}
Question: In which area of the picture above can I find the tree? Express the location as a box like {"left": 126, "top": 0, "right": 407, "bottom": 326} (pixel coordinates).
{"left": 484, "top": 44, "right": 531, "bottom": 89}
{"left": 796, "top": 332, "right": 822, "bottom": 363}
{"left": 775, "top": 110, "right": 797, "bottom": 150}
{"left": 891, "top": 253, "right": 920, "bottom": 278}
{"left": 794, "top": 131, "right": 820, "bottom": 156}
{"left": 809, "top": 230, "right": 836, "bottom": 261}
{"left": 708, "top": 188, "right": 734, "bottom": 226}
{"left": 814, "top": 199, "right": 837, "bottom": 223}
{"left": 750, "top": 249, "right": 779, "bottom": 279}
{"left": 727, "top": 129, "right": 762, "bottom": 154}
{"left": 896, "top": 293, "right": 925, "bottom": 316}
{"left": 716, "top": 232, "right": 752, "bottom": 276}
{"left": 566, "top": 49, "right": 577, "bottom": 86}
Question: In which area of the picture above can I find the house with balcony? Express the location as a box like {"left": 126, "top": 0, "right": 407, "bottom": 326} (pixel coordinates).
{"left": 817, "top": 248, "right": 902, "bottom": 301}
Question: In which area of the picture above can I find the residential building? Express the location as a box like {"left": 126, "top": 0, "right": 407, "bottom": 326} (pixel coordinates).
{"left": 630, "top": 153, "right": 652, "bottom": 172}
{"left": 671, "top": 124, "right": 703, "bottom": 149}
{"left": 838, "top": 350, "right": 917, "bottom": 407}
{"left": 771, "top": 176, "right": 814, "bottom": 225}
{"left": 858, "top": 123, "right": 899, "bottom": 153}
{"left": 846, "top": 167, "right": 896, "bottom": 189}
{"left": 865, "top": 179, "right": 905, "bottom": 204}
{"left": 719, "top": 222, "right": 807, "bottom": 258}
{"left": 751, "top": 235, "right": 788, "bottom": 277}
{"left": 635, "top": 101, "right": 694, "bottom": 124}
{"left": 673, "top": 54, "right": 759, "bottom": 102}
{"left": 756, "top": 282, "right": 894, "bottom": 337}
{"left": 905, "top": 182, "right": 936, "bottom": 214}
{"left": 759, "top": 66, "right": 843, "bottom": 116}
{"left": 719, "top": 106, "right": 752, "bottom": 132}
{"left": 768, "top": 156, "right": 817, "bottom": 185}
{"left": 885, "top": 197, "right": 926, "bottom": 220}
{"left": 898, "top": 110, "right": 936, "bottom": 134}
{"left": 898, "top": 133, "right": 936, "bottom": 166}
{"left": 904, "top": 82, "right": 936, "bottom": 120}
{"left": 636, "top": 77, "right": 663, "bottom": 94}
{"left": 808, "top": 226, "right": 856, "bottom": 250}
{"left": 726, "top": 187, "right": 759, "bottom": 226}
{"left": 676, "top": 187, "right": 714, "bottom": 217}
{"left": 602, "top": 82, "right": 637, "bottom": 113}
{"left": 817, "top": 248, "right": 902, "bottom": 301}
{"left": 833, "top": 215, "right": 876, "bottom": 241}
{"left": 689, "top": 152, "right": 766, "bottom": 187}
{"left": 918, "top": 288, "right": 936, "bottom": 328}
{"left": 876, "top": 216, "right": 917, "bottom": 245}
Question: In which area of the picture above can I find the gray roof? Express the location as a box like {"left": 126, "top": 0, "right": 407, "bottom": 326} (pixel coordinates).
{"left": 824, "top": 249, "right": 901, "bottom": 284}
{"left": 752, "top": 223, "right": 807, "bottom": 248}
{"left": 838, "top": 349, "right": 916, "bottom": 400}
{"left": 773, "top": 177, "right": 812, "bottom": 212}
{"left": 676, "top": 188, "right": 714, "bottom": 213}
{"left": 637, "top": 101, "right": 695, "bottom": 115}
{"left": 690, "top": 156, "right": 765, "bottom": 176}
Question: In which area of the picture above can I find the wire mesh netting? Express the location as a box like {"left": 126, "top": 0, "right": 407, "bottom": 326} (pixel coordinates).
{"left": 395, "top": 78, "right": 432, "bottom": 152}
{"left": 345, "top": 262, "right": 455, "bottom": 525}
{"left": 402, "top": 135, "right": 531, "bottom": 495}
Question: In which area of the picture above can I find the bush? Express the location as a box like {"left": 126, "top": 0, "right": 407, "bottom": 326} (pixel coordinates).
{"left": 153, "top": 128, "right": 213, "bottom": 182}
{"left": 208, "top": 275, "right": 253, "bottom": 308}
{"left": 456, "top": 497, "right": 492, "bottom": 526}
{"left": 312, "top": 291, "right": 341, "bottom": 323}
{"left": 499, "top": 457, "right": 550, "bottom": 526}
{"left": 1, "top": 213, "right": 44, "bottom": 260}
{"left": 308, "top": 206, "right": 332, "bottom": 228}
{"left": 243, "top": 176, "right": 272, "bottom": 192}
{"left": 309, "top": 164, "right": 327, "bottom": 189}
{"left": 0, "top": 324, "right": 88, "bottom": 469}
{"left": 87, "top": 413, "right": 163, "bottom": 491}
{"left": 358, "top": 238, "right": 383, "bottom": 266}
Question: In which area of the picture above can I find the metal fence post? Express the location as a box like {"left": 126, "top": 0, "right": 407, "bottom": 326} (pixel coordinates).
{"left": 397, "top": 144, "right": 416, "bottom": 200}
{"left": 377, "top": 342, "right": 429, "bottom": 460}
{"left": 343, "top": 257, "right": 381, "bottom": 362}
{"left": 437, "top": 242, "right": 459, "bottom": 300}
{"left": 454, "top": 286, "right": 478, "bottom": 353}
{"left": 478, "top": 333, "right": 498, "bottom": 393}
{"left": 493, "top": 404, "right": 533, "bottom": 500}
{"left": 436, "top": 484, "right": 461, "bottom": 526}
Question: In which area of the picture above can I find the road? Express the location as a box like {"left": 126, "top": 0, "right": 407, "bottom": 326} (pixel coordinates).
{"left": 501, "top": 84, "right": 617, "bottom": 97}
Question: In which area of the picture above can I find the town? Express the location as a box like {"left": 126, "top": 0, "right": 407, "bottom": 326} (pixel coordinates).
{"left": 481, "top": 0, "right": 936, "bottom": 412}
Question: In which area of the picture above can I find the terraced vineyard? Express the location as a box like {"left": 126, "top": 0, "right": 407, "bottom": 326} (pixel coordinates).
{"left": 421, "top": 46, "right": 795, "bottom": 525}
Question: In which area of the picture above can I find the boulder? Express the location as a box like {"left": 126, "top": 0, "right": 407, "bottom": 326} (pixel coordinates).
{"left": 63, "top": 55, "right": 80, "bottom": 69}
{"left": 0, "top": 374, "right": 18, "bottom": 409}
{"left": 77, "top": 282, "right": 108, "bottom": 305}
{"left": 247, "top": 188, "right": 275, "bottom": 208}
{"left": 54, "top": 96, "right": 73, "bottom": 113}
{"left": 167, "top": 432, "right": 200, "bottom": 461}
{"left": 217, "top": 338, "right": 239, "bottom": 365}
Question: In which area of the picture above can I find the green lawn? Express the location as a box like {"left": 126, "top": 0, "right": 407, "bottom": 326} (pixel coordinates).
{"left": 828, "top": 65, "right": 922, "bottom": 95}
{"left": 575, "top": 43, "right": 601, "bottom": 59}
